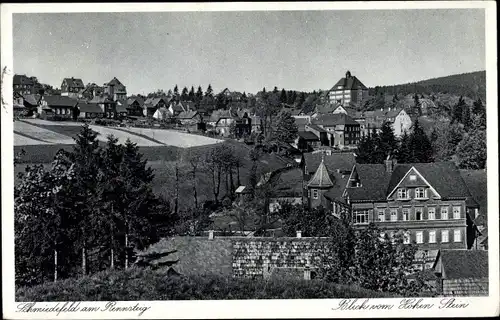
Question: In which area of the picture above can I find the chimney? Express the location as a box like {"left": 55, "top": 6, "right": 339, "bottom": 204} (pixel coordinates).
{"left": 385, "top": 154, "right": 394, "bottom": 173}
{"left": 296, "top": 230, "right": 302, "bottom": 238}
{"left": 346, "top": 70, "right": 352, "bottom": 79}
{"left": 208, "top": 230, "right": 214, "bottom": 240}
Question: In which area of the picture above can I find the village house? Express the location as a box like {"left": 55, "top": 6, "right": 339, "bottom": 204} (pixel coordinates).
{"left": 38, "top": 95, "right": 79, "bottom": 120}
{"left": 167, "top": 100, "right": 193, "bottom": 117}
{"left": 233, "top": 110, "right": 252, "bottom": 137}
{"left": 311, "top": 113, "right": 361, "bottom": 148}
{"left": 209, "top": 109, "right": 235, "bottom": 136}
{"left": 61, "top": 77, "right": 85, "bottom": 98}
{"left": 126, "top": 96, "right": 145, "bottom": 117}
{"left": 327, "top": 71, "right": 369, "bottom": 107}
{"left": 104, "top": 77, "right": 127, "bottom": 101}
{"left": 88, "top": 96, "right": 117, "bottom": 119}
{"left": 294, "top": 131, "right": 321, "bottom": 152}
{"left": 76, "top": 101, "right": 105, "bottom": 119}
{"left": 144, "top": 97, "right": 169, "bottom": 117}
{"left": 13, "top": 74, "right": 39, "bottom": 95}
{"left": 342, "top": 158, "right": 481, "bottom": 251}
{"left": 80, "top": 83, "right": 104, "bottom": 101}
{"left": 385, "top": 107, "right": 413, "bottom": 137}
{"left": 177, "top": 110, "right": 202, "bottom": 126}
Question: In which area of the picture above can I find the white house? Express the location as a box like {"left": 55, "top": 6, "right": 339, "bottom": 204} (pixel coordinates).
{"left": 386, "top": 108, "right": 412, "bottom": 137}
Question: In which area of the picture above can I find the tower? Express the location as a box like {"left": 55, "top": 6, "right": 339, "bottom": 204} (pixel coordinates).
{"left": 306, "top": 156, "right": 334, "bottom": 209}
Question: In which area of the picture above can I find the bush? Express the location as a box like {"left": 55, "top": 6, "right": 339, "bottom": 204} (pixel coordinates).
{"left": 16, "top": 268, "right": 395, "bottom": 301}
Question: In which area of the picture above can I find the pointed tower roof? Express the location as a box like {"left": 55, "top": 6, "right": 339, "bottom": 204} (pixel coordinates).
{"left": 307, "top": 157, "right": 334, "bottom": 188}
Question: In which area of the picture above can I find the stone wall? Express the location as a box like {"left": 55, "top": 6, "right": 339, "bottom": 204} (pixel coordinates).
{"left": 231, "top": 238, "right": 332, "bottom": 279}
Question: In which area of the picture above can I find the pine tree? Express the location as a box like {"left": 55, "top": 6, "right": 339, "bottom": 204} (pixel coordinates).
{"left": 457, "top": 115, "right": 486, "bottom": 169}
{"left": 173, "top": 85, "right": 179, "bottom": 97}
{"left": 181, "top": 87, "right": 189, "bottom": 101}
{"left": 280, "top": 88, "right": 287, "bottom": 104}
{"left": 377, "top": 121, "right": 397, "bottom": 162}
{"left": 205, "top": 84, "right": 213, "bottom": 98}
{"left": 396, "top": 131, "right": 412, "bottom": 163}
{"left": 452, "top": 96, "right": 465, "bottom": 124}
{"left": 188, "top": 86, "right": 195, "bottom": 101}
{"left": 273, "top": 111, "right": 298, "bottom": 143}
{"left": 408, "top": 119, "right": 434, "bottom": 163}
{"left": 462, "top": 104, "right": 472, "bottom": 131}
{"left": 356, "top": 133, "right": 376, "bottom": 164}
{"left": 196, "top": 86, "right": 203, "bottom": 102}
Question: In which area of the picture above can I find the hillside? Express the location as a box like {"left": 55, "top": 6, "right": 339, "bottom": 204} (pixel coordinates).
{"left": 369, "top": 71, "right": 486, "bottom": 100}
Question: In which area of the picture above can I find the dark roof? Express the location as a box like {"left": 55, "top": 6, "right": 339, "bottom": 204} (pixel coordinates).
{"left": 305, "top": 123, "right": 327, "bottom": 133}
{"left": 438, "top": 250, "right": 488, "bottom": 279}
{"left": 22, "top": 94, "right": 41, "bottom": 106}
{"left": 127, "top": 97, "right": 145, "bottom": 107}
{"left": 347, "top": 162, "right": 473, "bottom": 202}
{"left": 323, "top": 170, "right": 352, "bottom": 203}
{"left": 312, "top": 113, "right": 359, "bottom": 126}
{"left": 460, "top": 170, "right": 487, "bottom": 225}
{"left": 140, "top": 237, "right": 233, "bottom": 276}
{"left": 62, "top": 77, "right": 84, "bottom": 88}
{"left": 13, "top": 74, "right": 35, "bottom": 86}
{"left": 116, "top": 101, "right": 128, "bottom": 113}
{"left": 210, "top": 109, "right": 233, "bottom": 122}
{"left": 298, "top": 131, "right": 319, "bottom": 141}
{"left": 105, "top": 77, "right": 126, "bottom": 93}
{"left": 316, "top": 103, "right": 340, "bottom": 114}
{"left": 177, "top": 110, "right": 199, "bottom": 119}
{"left": 303, "top": 152, "right": 356, "bottom": 174}
{"left": 43, "top": 95, "right": 78, "bottom": 107}
{"left": 330, "top": 73, "right": 368, "bottom": 91}
{"left": 268, "top": 167, "right": 304, "bottom": 197}
{"left": 293, "top": 117, "right": 310, "bottom": 130}
{"left": 77, "top": 101, "right": 103, "bottom": 113}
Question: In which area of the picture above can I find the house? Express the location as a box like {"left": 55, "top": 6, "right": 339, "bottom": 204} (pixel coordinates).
{"left": 104, "top": 77, "right": 127, "bottom": 101}
{"left": 13, "top": 93, "right": 41, "bottom": 117}
{"left": 328, "top": 71, "right": 369, "bottom": 107}
{"left": 115, "top": 100, "right": 128, "bottom": 118}
{"left": 177, "top": 110, "right": 202, "bottom": 125}
{"left": 167, "top": 100, "right": 187, "bottom": 117}
{"left": 363, "top": 107, "right": 412, "bottom": 138}
{"left": 233, "top": 110, "right": 252, "bottom": 137}
{"left": 268, "top": 167, "right": 304, "bottom": 213}
{"left": 61, "top": 77, "right": 85, "bottom": 98}
{"left": 209, "top": 109, "right": 235, "bottom": 136}
{"left": 145, "top": 97, "right": 169, "bottom": 117}
{"left": 304, "top": 124, "right": 329, "bottom": 146}
{"left": 13, "top": 74, "right": 38, "bottom": 95}
{"left": 432, "top": 249, "right": 488, "bottom": 296}
{"left": 80, "top": 83, "right": 104, "bottom": 101}
{"left": 126, "top": 96, "right": 145, "bottom": 117}
{"left": 38, "top": 95, "right": 78, "bottom": 120}
{"left": 77, "top": 101, "right": 104, "bottom": 119}
{"left": 311, "top": 113, "right": 361, "bottom": 148}
{"left": 343, "top": 159, "right": 481, "bottom": 250}
{"left": 90, "top": 96, "right": 117, "bottom": 119}
{"left": 294, "top": 131, "right": 321, "bottom": 152}
{"left": 250, "top": 115, "right": 262, "bottom": 133}
{"left": 153, "top": 106, "right": 171, "bottom": 121}
{"left": 292, "top": 116, "right": 311, "bottom": 131}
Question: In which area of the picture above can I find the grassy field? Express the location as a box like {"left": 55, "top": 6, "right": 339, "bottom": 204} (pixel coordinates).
{"left": 16, "top": 267, "right": 395, "bottom": 301}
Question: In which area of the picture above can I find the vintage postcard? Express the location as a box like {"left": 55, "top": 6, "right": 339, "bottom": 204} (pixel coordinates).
{"left": 1, "top": 1, "right": 498, "bottom": 319}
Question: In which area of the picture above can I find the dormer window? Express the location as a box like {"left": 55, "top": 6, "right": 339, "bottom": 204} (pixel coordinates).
{"left": 397, "top": 188, "right": 409, "bottom": 200}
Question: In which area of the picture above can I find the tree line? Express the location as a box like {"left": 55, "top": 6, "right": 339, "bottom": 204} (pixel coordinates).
{"left": 15, "top": 125, "right": 176, "bottom": 287}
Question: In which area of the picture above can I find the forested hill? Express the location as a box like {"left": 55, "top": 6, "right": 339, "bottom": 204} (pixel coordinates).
{"left": 369, "top": 71, "right": 486, "bottom": 100}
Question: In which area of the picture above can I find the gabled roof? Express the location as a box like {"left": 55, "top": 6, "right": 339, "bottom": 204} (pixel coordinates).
{"left": 435, "top": 250, "right": 488, "bottom": 279}
{"left": 312, "top": 113, "right": 359, "bottom": 126}
{"left": 305, "top": 123, "right": 327, "bottom": 133}
{"left": 43, "top": 95, "right": 78, "bottom": 107}
{"left": 105, "top": 77, "right": 127, "bottom": 92}
{"left": 210, "top": 109, "right": 233, "bottom": 122}
{"left": 298, "top": 131, "right": 319, "bottom": 141}
{"left": 145, "top": 97, "right": 168, "bottom": 108}
{"left": 62, "top": 77, "right": 84, "bottom": 88}
{"left": 22, "top": 94, "right": 42, "bottom": 106}
{"left": 116, "top": 101, "right": 128, "bottom": 113}
{"left": 330, "top": 73, "right": 368, "bottom": 91}
{"left": 316, "top": 103, "right": 340, "bottom": 115}
{"left": 346, "top": 162, "right": 473, "bottom": 202}
{"left": 303, "top": 152, "right": 356, "bottom": 174}
{"left": 268, "top": 167, "right": 304, "bottom": 198}
{"left": 177, "top": 110, "right": 199, "bottom": 119}
{"left": 127, "top": 96, "right": 145, "bottom": 107}
{"left": 77, "top": 101, "right": 103, "bottom": 113}
{"left": 307, "top": 159, "right": 334, "bottom": 188}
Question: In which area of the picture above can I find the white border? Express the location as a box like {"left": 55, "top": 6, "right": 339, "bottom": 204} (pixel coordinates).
{"left": 2, "top": 2, "right": 499, "bottom": 319}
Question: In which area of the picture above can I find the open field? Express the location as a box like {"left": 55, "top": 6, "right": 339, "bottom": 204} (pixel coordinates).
{"left": 14, "top": 121, "right": 76, "bottom": 144}
{"left": 120, "top": 126, "right": 222, "bottom": 147}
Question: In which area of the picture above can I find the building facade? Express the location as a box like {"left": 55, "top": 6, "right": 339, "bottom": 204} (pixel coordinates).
{"left": 328, "top": 71, "right": 369, "bottom": 107}
{"left": 104, "top": 77, "right": 127, "bottom": 101}
{"left": 343, "top": 159, "right": 480, "bottom": 251}
{"left": 61, "top": 77, "right": 85, "bottom": 98}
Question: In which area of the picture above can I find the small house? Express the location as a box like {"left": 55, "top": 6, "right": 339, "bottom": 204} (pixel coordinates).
{"left": 77, "top": 101, "right": 104, "bottom": 119}
{"left": 38, "top": 95, "right": 78, "bottom": 120}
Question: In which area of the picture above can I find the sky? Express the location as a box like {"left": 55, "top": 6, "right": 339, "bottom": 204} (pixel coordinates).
{"left": 13, "top": 9, "right": 485, "bottom": 95}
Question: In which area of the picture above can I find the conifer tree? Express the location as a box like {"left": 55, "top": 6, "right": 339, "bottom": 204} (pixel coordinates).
{"left": 408, "top": 119, "right": 434, "bottom": 163}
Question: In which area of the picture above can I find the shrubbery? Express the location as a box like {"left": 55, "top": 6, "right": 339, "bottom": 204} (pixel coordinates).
{"left": 16, "top": 267, "right": 395, "bottom": 301}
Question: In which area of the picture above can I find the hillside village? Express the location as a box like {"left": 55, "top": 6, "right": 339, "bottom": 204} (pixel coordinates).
{"left": 13, "top": 70, "right": 488, "bottom": 299}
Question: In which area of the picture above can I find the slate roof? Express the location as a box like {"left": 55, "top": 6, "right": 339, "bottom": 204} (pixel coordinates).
{"left": 43, "top": 95, "right": 78, "bottom": 107}
{"left": 145, "top": 97, "right": 167, "bottom": 108}
{"left": 323, "top": 170, "right": 351, "bottom": 203}
{"left": 330, "top": 73, "right": 368, "bottom": 91}
{"left": 460, "top": 170, "right": 487, "bottom": 225}
{"left": 77, "top": 102, "right": 103, "bottom": 113}
{"left": 127, "top": 97, "right": 145, "bottom": 107}
{"left": 140, "top": 237, "right": 233, "bottom": 276}
{"left": 307, "top": 159, "right": 334, "bottom": 188}
{"left": 62, "top": 77, "right": 84, "bottom": 88}
{"left": 312, "top": 113, "right": 359, "bottom": 126}
{"left": 303, "top": 152, "right": 356, "bottom": 174}
{"left": 90, "top": 96, "right": 114, "bottom": 104}
{"left": 105, "top": 77, "right": 126, "bottom": 93}
{"left": 22, "top": 94, "right": 42, "bottom": 106}
{"left": 305, "top": 123, "right": 327, "bottom": 133}
{"left": 298, "top": 131, "right": 319, "bottom": 141}
{"left": 177, "top": 110, "right": 199, "bottom": 119}
{"left": 316, "top": 103, "right": 340, "bottom": 115}
{"left": 346, "top": 162, "right": 473, "bottom": 202}
{"left": 268, "top": 167, "right": 304, "bottom": 197}
{"left": 436, "top": 249, "right": 488, "bottom": 279}
{"left": 210, "top": 109, "right": 233, "bottom": 122}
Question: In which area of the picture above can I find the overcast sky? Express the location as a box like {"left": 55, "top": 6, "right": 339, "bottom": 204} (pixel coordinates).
{"left": 13, "top": 9, "right": 485, "bottom": 95}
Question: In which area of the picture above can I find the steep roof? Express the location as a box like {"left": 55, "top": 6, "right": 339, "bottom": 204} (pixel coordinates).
{"left": 316, "top": 103, "right": 340, "bottom": 115}
{"left": 127, "top": 96, "right": 145, "bottom": 107}
{"left": 22, "top": 94, "right": 42, "bottom": 106}
{"left": 43, "top": 95, "right": 78, "bottom": 107}
{"left": 305, "top": 123, "right": 327, "bottom": 133}
{"left": 177, "top": 110, "right": 199, "bottom": 119}
{"left": 77, "top": 102, "right": 103, "bottom": 113}
{"left": 330, "top": 74, "right": 368, "bottom": 91}
{"left": 346, "top": 162, "right": 473, "bottom": 202}
{"left": 293, "top": 117, "right": 310, "bottom": 131}
{"left": 116, "top": 101, "right": 128, "bottom": 113}
{"left": 105, "top": 77, "right": 127, "bottom": 93}
{"left": 460, "top": 169, "right": 487, "bottom": 225}
{"left": 140, "top": 237, "right": 233, "bottom": 276}
{"left": 312, "top": 113, "right": 359, "bottom": 126}
{"left": 307, "top": 159, "right": 334, "bottom": 188}
{"left": 210, "top": 109, "right": 233, "bottom": 122}
{"left": 268, "top": 167, "right": 304, "bottom": 197}
{"left": 303, "top": 152, "right": 356, "bottom": 174}
{"left": 62, "top": 77, "right": 84, "bottom": 88}
{"left": 437, "top": 250, "right": 489, "bottom": 279}
{"left": 298, "top": 131, "right": 319, "bottom": 141}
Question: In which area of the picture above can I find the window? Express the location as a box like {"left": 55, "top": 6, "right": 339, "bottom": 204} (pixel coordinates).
{"left": 397, "top": 188, "right": 409, "bottom": 200}
{"left": 409, "top": 174, "right": 417, "bottom": 181}
{"left": 429, "top": 231, "right": 436, "bottom": 243}
{"left": 312, "top": 189, "right": 318, "bottom": 199}
{"left": 441, "top": 207, "right": 449, "bottom": 220}
{"left": 416, "top": 231, "right": 423, "bottom": 244}
{"left": 378, "top": 210, "right": 385, "bottom": 222}
{"left": 453, "top": 206, "right": 461, "bottom": 219}
{"left": 353, "top": 210, "right": 370, "bottom": 224}
{"left": 454, "top": 229, "right": 461, "bottom": 242}
{"left": 415, "top": 188, "right": 426, "bottom": 199}
{"left": 428, "top": 207, "right": 436, "bottom": 220}
{"left": 402, "top": 208, "right": 409, "bottom": 221}
{"left": 390, "top": 209, "right": 398, "bottom": 222}
{"left": 441, "top": 230, "right": 449, "bottom": 243}
{"left": 415, "top": 207, "right": 423, "bottom": 221}
{"left": 404, "top": 231, "right": 411, "bottom": 244}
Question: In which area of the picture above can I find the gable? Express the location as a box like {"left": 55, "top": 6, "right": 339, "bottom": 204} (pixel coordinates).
{"left": 387, "top": 167, "right": 441, "bottom": 200}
